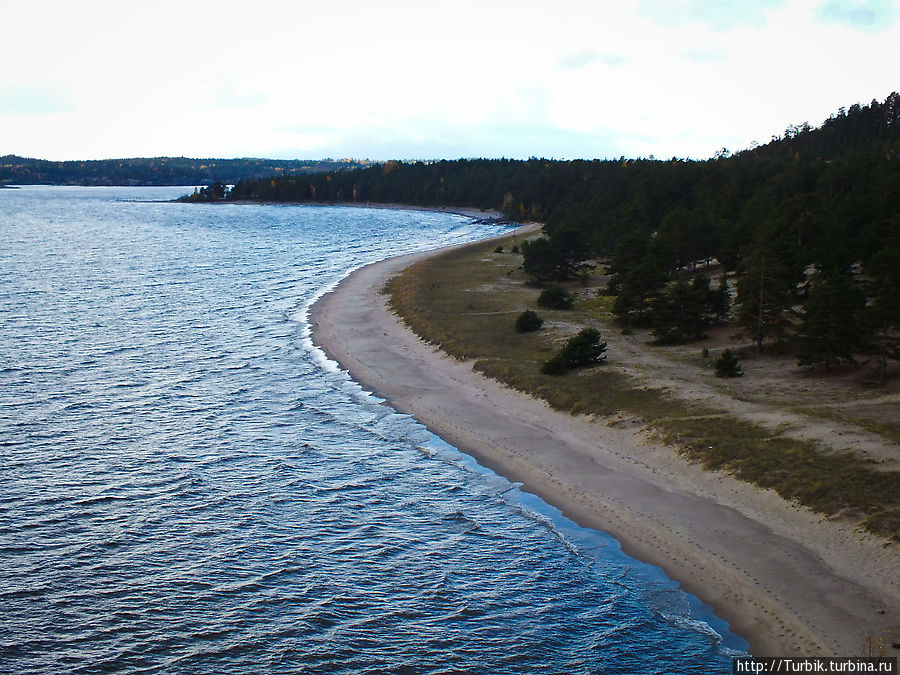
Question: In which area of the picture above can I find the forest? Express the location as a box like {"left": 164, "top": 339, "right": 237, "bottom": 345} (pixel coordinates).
{"left": 0, "top": 155, "right": 371, "bottom": 186}
{"left": 201, "top": 92, "right": 900, "bottom": 374}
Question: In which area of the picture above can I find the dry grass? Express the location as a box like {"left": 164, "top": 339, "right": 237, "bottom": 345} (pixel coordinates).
{"left": 388, "top": 234, "right": 900, "bottom": 540}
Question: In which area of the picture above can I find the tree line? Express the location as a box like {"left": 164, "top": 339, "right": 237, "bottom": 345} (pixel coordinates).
{"left": 0, "top": 155, "right": 372, "bottom": 186}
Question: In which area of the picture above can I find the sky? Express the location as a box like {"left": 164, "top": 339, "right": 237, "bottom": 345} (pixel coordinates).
{"left": 2, "top": 0, "right": 898, "bottom": 162}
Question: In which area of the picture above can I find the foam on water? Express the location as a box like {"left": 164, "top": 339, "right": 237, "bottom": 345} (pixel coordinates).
{"left": 0, "top": 186, "right": 748, "bottom": 673}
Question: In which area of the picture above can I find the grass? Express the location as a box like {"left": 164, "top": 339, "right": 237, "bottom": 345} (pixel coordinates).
{"left": 792, "top": 405, "right": 900, "bottom": 446}
{"left": 388, "top": 234, "right": 900, "bottom": 540}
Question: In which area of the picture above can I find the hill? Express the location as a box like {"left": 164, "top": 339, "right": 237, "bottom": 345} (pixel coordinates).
{"left": 0, "top": 155, "right": 373, "bottom": 186}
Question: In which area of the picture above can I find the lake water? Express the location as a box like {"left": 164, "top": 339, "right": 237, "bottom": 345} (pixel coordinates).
{"left": 0, "top": 186, "right": 747, "bottom": 673}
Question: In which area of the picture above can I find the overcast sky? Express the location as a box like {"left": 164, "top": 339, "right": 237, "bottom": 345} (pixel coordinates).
{"left": 2, "top": 0, "right": 898, "bottom": 161}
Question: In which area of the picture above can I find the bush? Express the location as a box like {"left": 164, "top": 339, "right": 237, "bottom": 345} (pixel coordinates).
{"left": 715, "top": 349, "right": 743, "bottom": 377}
{"left": 537, "top": 285, "right": 574, "bottom": 310}
{"left": 562, "top": 327, "right": 608, "bottom": 367}
{"left": 540, "top": 353, "right": 569, "bottom": 375}
{"left": 541, "top": 327, "right": 608, "bottom": 375}
{"left": 515, "top": 309, "right": 544, "bottom": 333}
{"left": 494, "top": 245, "right": 504, "bottom": 253}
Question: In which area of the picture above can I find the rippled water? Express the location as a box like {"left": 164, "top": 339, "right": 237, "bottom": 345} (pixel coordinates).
{"left": 0, "top": 186, "right": 746, "bottom": 673}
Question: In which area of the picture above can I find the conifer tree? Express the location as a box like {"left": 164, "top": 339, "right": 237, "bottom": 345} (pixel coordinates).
{"left": 521, "top": 237, "right": 570, "bottom": 283}
{"left": 861, "top": 250, "right": 900, "bottom": 379}
{"left": 795, "top": 267, "right": 864, "bottom": 370}
{"left": 612, "top": 252, "right": 667, "bottom": 327}
{"left": 651, "top": 276, "right": 730, "bottom": 344}
{"left": 651, "top": 279, "right": 706, "bottom": 344}
{"left": 715, "top": 349, "right": 743, "bottom": 377}
{"left": 736, "top": 225, "right": 804, "bottom": 353}
{"left": 541, "top": 328, "right": 608, "bottom": 375}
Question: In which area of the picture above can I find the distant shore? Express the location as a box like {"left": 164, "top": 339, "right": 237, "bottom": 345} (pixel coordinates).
{"left": 310, "top": 222, "right": 900, "bottom": 657}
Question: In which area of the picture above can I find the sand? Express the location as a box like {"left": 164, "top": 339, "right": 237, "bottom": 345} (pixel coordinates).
{"left": 310, "top": 224, "right": 900, "bottom": 657}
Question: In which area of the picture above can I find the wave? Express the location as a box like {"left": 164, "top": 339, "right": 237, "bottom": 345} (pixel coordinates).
{"left": 0, "top": 188, "right": 746, "bottom": 673}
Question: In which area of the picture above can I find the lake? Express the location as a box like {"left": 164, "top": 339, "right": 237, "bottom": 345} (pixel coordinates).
{"left": 0, "top": 186, "right": 746, "bottom": 673}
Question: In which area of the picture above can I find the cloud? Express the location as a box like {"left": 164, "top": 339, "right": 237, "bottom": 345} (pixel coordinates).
{"left": 816, "top": 0, "right": 898, "bottom": 31}
{"left": 682, "top": 46, "right": 727, "bottom": 63}
{"left": 202, "top": 87, "right": 269, "bottom": 110}
{"left": 557, "top": 51, "right": 626, "bottom": 70}
{"left": 0, "top": 87, "right": 74, "bottom": 115}
{"left": 639, "top": 0, "right": 786, "bottom": 29}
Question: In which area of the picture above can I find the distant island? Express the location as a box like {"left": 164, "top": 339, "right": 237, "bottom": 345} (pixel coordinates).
{"left": 0, "top": 155, "right": 374, "bottom": 187}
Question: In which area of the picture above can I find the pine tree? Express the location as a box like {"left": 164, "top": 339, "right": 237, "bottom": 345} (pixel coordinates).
{"left": 651, "top": 275, "right": 730, "bottom": 344}
{"left": 736, "top": 225, "right": 805, "bottom": 353}
{"left": 612, "top": 252, "right": 667, "bottom": 327}
{"left": 861, "top": 250, "right": 900, "bottom": 379}
{"left": 521, "top": 237, "right": 570, "bottom": 283}
{"left": 715, "top": 349, "right": 743, "bottom": 377}
{"left": 541, "top": 327, "right": 608, "bottom": 375}
{"left": 651, "top": 279, "right": 706, "bottom": 344}
{"left": 794, "top": 267, "right": 865, "bottom": 370}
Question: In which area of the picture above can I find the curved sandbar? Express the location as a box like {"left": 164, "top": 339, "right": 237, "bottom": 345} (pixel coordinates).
{"left": 310, "top": 224, "right": 900, "bottom": 657}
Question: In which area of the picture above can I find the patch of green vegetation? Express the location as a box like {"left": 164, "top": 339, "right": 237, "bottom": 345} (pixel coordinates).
{"left": 714, "top": 349, "right": 744, "bottom": 378}
{"left": 792, "top": 406, "right": 900, "bottom": 446}
{"left": 864, "top": 507, "right": 900, "bottom": 540}
{"left": 514, "top": 309, "right": 544, "bottom": 333}
{"left": 852, "top": 419, "right": 900, "bottom": 446}
{"left": 663, "top": 416, "right": 899, "bottom": 540}
{"left": 388, "top": 234, "right": 900, "bottom": 540}
{"left": 573, "top": 294, "right": 615, "bottom": 315}
{"left": 536, "top": 285, "right": 575, "bottom": 310}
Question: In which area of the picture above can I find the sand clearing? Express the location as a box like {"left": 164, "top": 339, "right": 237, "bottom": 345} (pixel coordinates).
{"left": 310, "top": 224, "right": 900, "bottom": 657}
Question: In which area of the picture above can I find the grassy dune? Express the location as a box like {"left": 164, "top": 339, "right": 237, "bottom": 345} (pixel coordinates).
{"left": 388, "top": 233, "right": 900, "bottom": 540}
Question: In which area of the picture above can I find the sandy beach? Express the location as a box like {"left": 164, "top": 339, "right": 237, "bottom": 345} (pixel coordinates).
{"left": 310, "top": 224, "right": 900, "bottom": 657}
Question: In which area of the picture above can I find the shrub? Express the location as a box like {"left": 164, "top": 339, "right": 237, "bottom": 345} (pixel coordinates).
{"left": 537, "top": 285, "right": 574, "bottom": 310}
{"left": 540, "top": 353, "right": 569, "bottom": 375}
{"left": 541, "top": 327, "right": 608, "bottom": 375}
{"left": 494, "top": 245, "right": 504, "bottom": 253}
{"left": 515, "top": 309, "right": 544, "bottom": 333}
{"left": 561, "top": 327, "right": 608, "bottom": 367}
{"left": 715, "top": 349, "right": 743, "bottom": 377}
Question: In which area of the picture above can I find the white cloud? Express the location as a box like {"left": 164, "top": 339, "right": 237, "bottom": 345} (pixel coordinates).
{"left": 816, "top": 0, "right": 899, "bottom": 31}
{"left": 638, "top": 0, "right": 787, "bottom": 29}
{"left": 0, "top": 87, "right": 74, "bottom": 116}
{"left": 557, "top": 52, "right": 627, "bottom": 70}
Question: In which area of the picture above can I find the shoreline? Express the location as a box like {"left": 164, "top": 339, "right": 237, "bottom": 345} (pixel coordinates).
{"left": 173, "top": 196, "right": 512, "bottom": 224}
{"left": 310, "top": 224, "right": 900, "bottom": 657}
